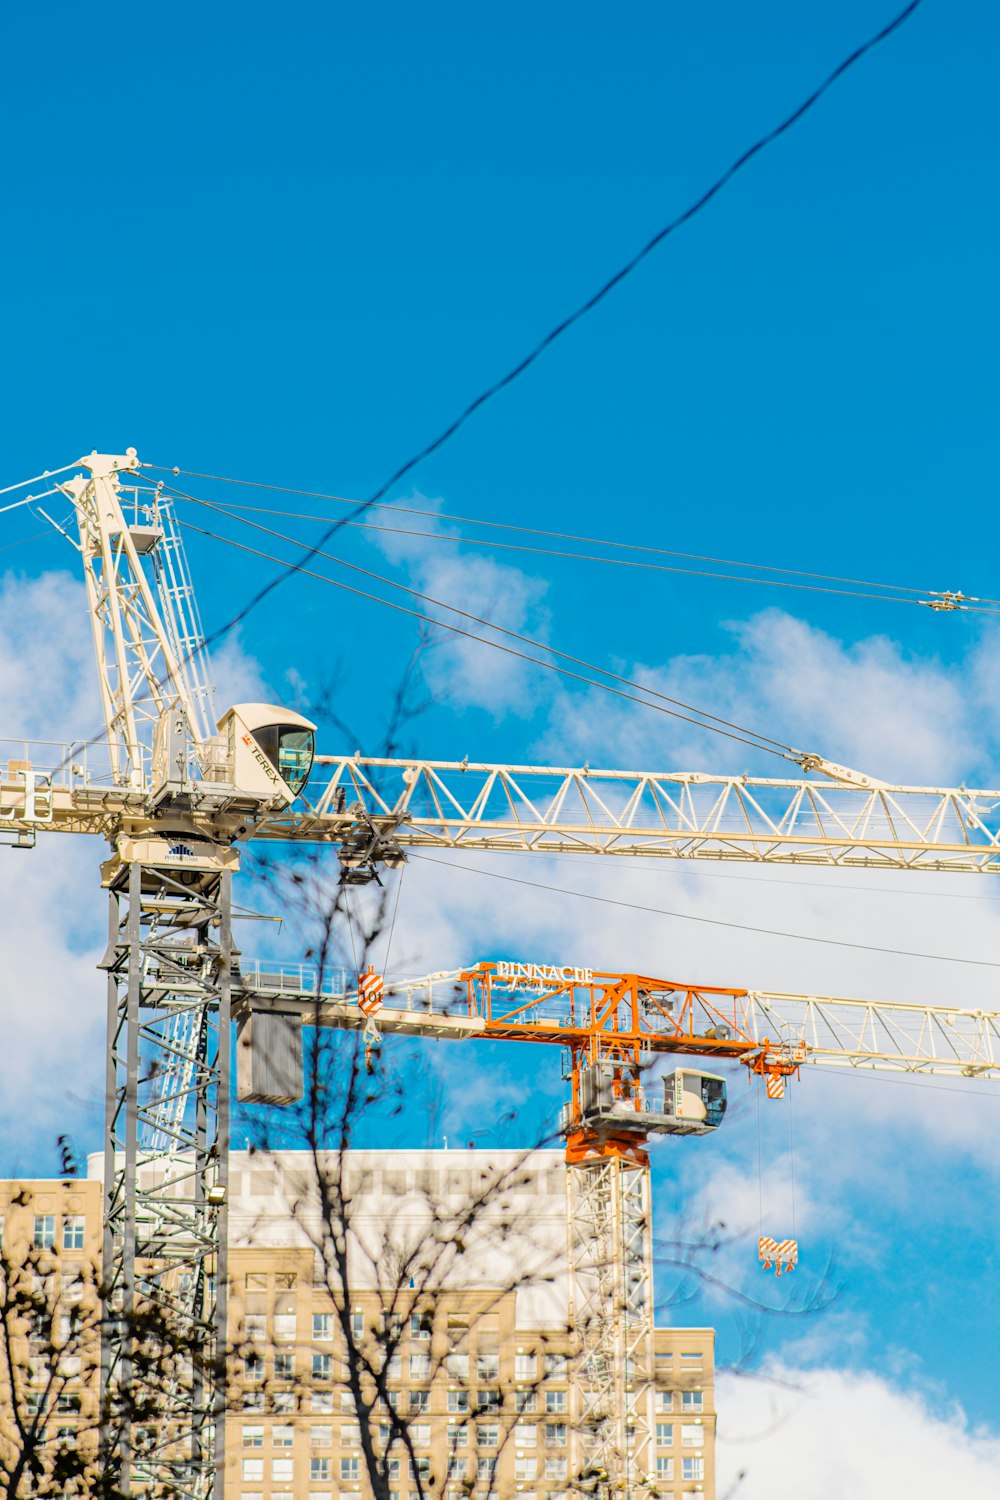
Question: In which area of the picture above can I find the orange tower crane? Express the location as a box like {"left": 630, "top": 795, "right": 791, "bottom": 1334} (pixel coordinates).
{"left": 236, "top": 957, "right": 1000, "bottom": 1491}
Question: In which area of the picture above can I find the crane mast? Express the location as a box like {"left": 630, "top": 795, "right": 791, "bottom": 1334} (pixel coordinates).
{"left": 6, "top": 447, "right": 1000, "bottom": 1499}
{"left": 48, "top": 453, "right": 317, "bottom": 1499}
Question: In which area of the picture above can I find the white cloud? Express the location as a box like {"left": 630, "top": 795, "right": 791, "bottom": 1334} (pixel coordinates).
{"left": 717, "top": 1363, "right": 1000, "bottom": 1498}
{"left": 210, "top": 625, "right": 272, "bottom": 716}
{"left": 0, "top": 568, "right": 100, "bottom": 739}
{"left": 0, "top": 568, "right": 268, "bottom": 1167}
{"left": 537, "top": 607, "right": 998, "bottom": 785}
{"left": 366, "top": 497, "right": 552, "bottom": 717}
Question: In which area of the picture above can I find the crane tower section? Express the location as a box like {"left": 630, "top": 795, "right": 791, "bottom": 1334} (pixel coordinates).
{"left": 49, "top": 453, "right": 319, "bottom": 1500}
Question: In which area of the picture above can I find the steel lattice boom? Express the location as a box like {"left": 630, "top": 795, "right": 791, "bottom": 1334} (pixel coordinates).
{"left": 238, "top": 960, "right": 1000, "bottom": 1081}
{"left": 8, "top": 749, "right": 1000, "bottom": 874}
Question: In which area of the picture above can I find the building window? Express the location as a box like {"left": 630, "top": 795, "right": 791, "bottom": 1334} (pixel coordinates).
{"left": 351, "top": 1311, "right": 364, "bottom": 1340}
{"left": 310, "top": 1458, "right": 331, "bottom": 1482}
{"left": 681, "top": 1424, "right": 704, "bottom": 1447}
{"left": 514, "top": 1352, "right": 537, "bottom": 1380}
{"left": 244, "top": 1355, "right": 264, "bottom": 1383}
{"left": 310, "top": 1392, "right": 333, "bottom": 1414}
{"left": 544, "top": 1457, "right": 568, "bottom": 1479}
{"left": 447, "top": 1455, "right": 468, "bottom": 1479}
{"left": 477, "top": 1423, "right": 499, "bottom": 1449}
{"left": 544, "top": 1354, "right": 568, "bottom": 1377}
{"left": 447, "top": 1390, "right": 469, "bottom": 1413}
{"left": 656, "top": 1456, "right": 674, "bottom": 1480}
{"left": 515, "top": 1390, "right": 537, "bottom": 1413}
{"left": 515, "top": 1424, "right": 537, "bottom": 1447}
{"left": 242, "top": 1426, "right": 264, "bottom": 1448}
{"left": 273, "top": 1391, "right": 295, "bottom": 1414}
{"left": 342, "top": 1422, "right": 362, "bottom": 1446}
{"left": 241, "top": 1459, "right": 263, "bottom": 1481}
{"left": 477, "top": 1352, "right": 499, "bottom": 1381}
{"left": 411, "top": 1424, "right": 431, "bottom": 1449}
{"left": 245, "top": 1311, "right": 267, "bottom": 1341}
{"left": 477, "top": 1457, "right": 497, "bottom": 1483}
{"left": 409, "top": 1352, "right": 431, "bottom": 1381}
{"left": 311, "top": 1425, "right": 332, "bottom": 1448}
{"left": 271, "top": 1457, "right": 294, "bottom": 1481}
{"left": 410, "top": 1311, "right": 431, "bottom": 1340}
{"left": 544, "top": 1390, "right": 566, "bottom": 1414}
{"left": 273, "top": 1424, "right": 294, "bottom": 1447}
{"left": 683, "top": 1456, "right": 705, "bottom": 1481}
{"left": 387, "top": 1353, "right": 401, "bottom": 1380}
{"left": 515, "top": 1455, "right": 537, "bottom": 1481}
{"left": 340, "top": 1457, "right": 360, "bottom": 1482}
{"left": 656, "top": 1422, "right": 673, "bottom": 1446}
{"left": 682, "top": 1390, "right": 704, "bottom": 1411}
{"left": 680, "top": 1350, "right": 703, "bottom": 1368}
{"left": 33, "top": 1216, "right": 55, "bottom": 1249}
{"left": 62, "top": 1216, "right": 85, "bottom": 1251}
{"left": 654, "top": 1391, "right": 673, "bottom": 1413}
{"left": 447, "top": 1351, "right": 469, "bottom": 1378}
{"left": 242, "top": 1391, "right": 264, "bottom": 1413}
{"left": 477, "top": 1389, "right": 500, "bottom": 1413}
{"left": 312, "top": 1354, "right": 331, "bottom": 1382}
{"left": 545, "top": 1423, "right": 567, "bottom": 1448}
{"left": 409, "top": 1389, "right": 429, "bottom": 1413}
{"left": 275, "top": 1352, "right": 294, "bottom": 1380}
{"left": 313, "top": 1313, "right": 333, "bottom": 1342}
{"left": 446, "top": 1422, "right": 469, "bottom": 1448}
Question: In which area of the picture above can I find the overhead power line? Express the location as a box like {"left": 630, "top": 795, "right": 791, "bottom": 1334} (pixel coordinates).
{"left": 145, "top": 0, "right": 924, "bottom": 657}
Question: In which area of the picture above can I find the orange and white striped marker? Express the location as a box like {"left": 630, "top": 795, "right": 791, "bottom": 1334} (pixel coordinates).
{"left": 358, "top": 966, "right": 384, "bottom": 1018}
{"left": 765, "top": 1074, "right": 785, "bottom": 1100}
{"left": 358, "top": 966, "right": 384, "bottom": 1073}
{"left": 759, "top": 1236, "right": 798, "bottom": 1276}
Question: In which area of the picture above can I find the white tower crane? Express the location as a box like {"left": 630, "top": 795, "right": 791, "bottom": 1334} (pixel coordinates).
{"left": 3, "top": 447, "right": 1000, "bottom": 1496}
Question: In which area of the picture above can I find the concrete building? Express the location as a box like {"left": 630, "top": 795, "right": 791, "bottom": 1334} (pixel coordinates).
{"left": 0, "top": 1152, "right": 715, "bottom": 1499}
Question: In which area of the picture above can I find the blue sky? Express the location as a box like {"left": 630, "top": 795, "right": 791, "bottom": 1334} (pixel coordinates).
{"left": 2, "top": 3, "right": 1000, "bottom": 1493}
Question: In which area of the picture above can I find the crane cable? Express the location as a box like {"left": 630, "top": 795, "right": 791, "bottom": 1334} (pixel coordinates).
{"left": 402, "top": 851, "right": 1000, "bottom": 969}
{"left": 176, "top": 509, "right": 800, "bottom": 762}
{"left": 151, "top": 474, "right": 1000, "bottom": 613}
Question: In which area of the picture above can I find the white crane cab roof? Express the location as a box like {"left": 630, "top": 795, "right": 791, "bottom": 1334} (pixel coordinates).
{"left": 216, "top": 703, "right": 317, "bottom": 803}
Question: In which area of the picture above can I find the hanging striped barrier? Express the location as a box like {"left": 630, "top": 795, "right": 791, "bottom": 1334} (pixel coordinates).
{"left": 759, "top": 1236, "right": 798, "bottom": 1276}
{"left": 765, "top": 1074, "right": 785, "bottom": 1100}
{"left": 358, "top": 966, "right": 384, "bottom": 1072}
{"left": 358, "top": 966, "right": 384, "bottom": 1018}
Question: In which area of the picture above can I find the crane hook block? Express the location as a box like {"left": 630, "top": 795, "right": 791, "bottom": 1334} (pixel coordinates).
{"left": 759, "top": 1236, "right": 798, "bottom": 1277}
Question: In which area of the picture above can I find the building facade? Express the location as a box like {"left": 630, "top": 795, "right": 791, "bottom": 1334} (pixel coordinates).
{"left": 0, "top": 1152, "right": 715, "bottom": 1499}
